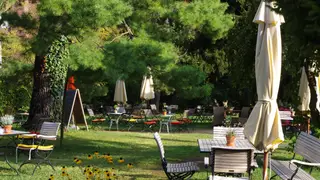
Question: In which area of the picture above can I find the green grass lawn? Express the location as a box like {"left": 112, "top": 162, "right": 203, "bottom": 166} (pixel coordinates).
{"left": 0, "top": 125, "right": 319, "bottom": 179}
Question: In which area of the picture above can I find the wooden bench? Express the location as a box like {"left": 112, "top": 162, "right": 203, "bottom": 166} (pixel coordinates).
{"left": 270, "top": 132, "right": 320, "bottom": 180}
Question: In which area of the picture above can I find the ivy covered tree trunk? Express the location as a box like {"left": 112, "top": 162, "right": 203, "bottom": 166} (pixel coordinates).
{"left": 305, "top": 63, "right": 320, "bottom": 128}
{"left": 24, "top": 36, "right": 68, "bottom": 131}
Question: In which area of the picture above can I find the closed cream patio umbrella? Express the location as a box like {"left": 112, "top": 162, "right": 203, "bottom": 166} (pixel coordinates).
{"left": 298, "top": 67, "right": 311, "bottom": 111}
{"left": 243, "top": 1, "right": 284, "bottom": 179}
{"left": 140, "top": 75, "right": 155, "bottom": 100}
{"left": 298, "top": 67, "right": 320, "bottom": 112}
{"left": 114, "top": 80, "right": 127, "bottom": 103}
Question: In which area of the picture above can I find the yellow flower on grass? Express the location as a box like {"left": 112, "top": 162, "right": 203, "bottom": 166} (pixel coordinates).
{"left": 94, "top": 151, "right": 99, "bottom": 155}
{"left": 62, "top": 171, "right": 67, "bottom": 176}
{"left": 73, "top": 157, "right": 78, "bottom": 162}
{"left": 104, "top": 170, "right": 110, "bottom": 176}
{"left": 107, "top": 159, "right": 113, "bottom": 164}
{"left": 118, "top": 157, "right": 124, "bottom": 163}
{"left": 105, "top": 153, "right": 111, "bottom": 159}
{"left": 76, "top": 159, "right": 82, "bottom": 164}
{"left": 61, "top": 166, "right": 67, "bottom": 171}
{"left": 88, "top": 171, "right": 94, "bottom": 177}
{"left": 127, "top": 163, "right": 133, "bottom": 168}
{"left": 87, "top": 154, "right": 93, "bottom": 160}
{"left": 49, "top": 174, "right": 54, "bottom": 180}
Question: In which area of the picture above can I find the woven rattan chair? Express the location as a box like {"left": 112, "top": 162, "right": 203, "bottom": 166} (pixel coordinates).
{"left": 154, "top": 132, "right": 199, "bottom": 179}
{"left": 16, "top": 122, "right": 60, "bottom": 175}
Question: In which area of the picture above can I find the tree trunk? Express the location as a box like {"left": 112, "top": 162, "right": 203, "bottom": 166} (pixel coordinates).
{"left": 23, "top": 55, "right": 51, "bottom": 131}
{"left": 304, "top": 64, "right": 320, "bottom": 128}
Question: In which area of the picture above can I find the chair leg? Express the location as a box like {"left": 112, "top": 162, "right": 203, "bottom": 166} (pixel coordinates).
{"left": 109, "top": 120, "right": 113, "bottom": 130}
{"left": 116, "top": 120, "right": 119, "bottom": 131}
{"left": 166, "top": 123, "right": 170, "bottom": 133}
{"left": 4, "top": 154, "right": 19, "bottom": 175}
{"left": 159, "top": 123, "right": 162, "bottom": 133}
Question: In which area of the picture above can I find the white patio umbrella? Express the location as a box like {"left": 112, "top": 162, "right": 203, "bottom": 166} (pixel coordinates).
{"left": 298, "top": 67, "right": 320, "bottom": 112}
{"left": 243, "top": 1, "right": 284, "bottom": 179}
{"left": 113, "top": 80, "right": 127, "bottom": 103}
{"left": 140, "top": 75, "right": 155, "bottom": 100}
{"left": 298, "top": 67, "right": 310, "bottom": 111}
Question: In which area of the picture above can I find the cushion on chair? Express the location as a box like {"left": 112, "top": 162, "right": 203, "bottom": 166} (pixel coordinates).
{"left": 17, "top": 144, "right": 54, "bottom": 150}
{"left": 171, "top": 121, "right": 184, "bottom": 125}
{"left": 92, "top": 118, "right": 106, "bottom": 123}
{"left": 128, "top": 118, "right": 137, "bottom": 122}
{"left": 17, "top": 134, "right": 37, "bottom": 139}
{"left": 144, "top": 121, "right": 156, "bottom": 125}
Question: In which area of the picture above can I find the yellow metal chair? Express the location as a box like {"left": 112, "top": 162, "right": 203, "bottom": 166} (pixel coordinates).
{"left": 16, "top": 122, "right": 60, "bottom": 175}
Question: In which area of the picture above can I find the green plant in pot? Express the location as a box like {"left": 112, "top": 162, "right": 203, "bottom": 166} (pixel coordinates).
{"left": 226, "top": 128, "right": 236, "bottom": 146}
{"left": 0, "top": 115, "right": 14, "bottom": 133}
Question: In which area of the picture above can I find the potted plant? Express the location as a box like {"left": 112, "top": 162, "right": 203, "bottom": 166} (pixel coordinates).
{"left": 162, "top": 109, "right": 167, "bottom": 116}
{"left": 0, "top": 115, "right": 14, "bottom": 133}
{"left": 226, "top": 128, "right": 236, "bottom": 147}
{"left": 114, "top": 104, "right": 118, "bottom": 113}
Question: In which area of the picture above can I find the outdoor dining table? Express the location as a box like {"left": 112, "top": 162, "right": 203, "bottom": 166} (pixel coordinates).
{"left": 0, "top": 129, "right": 30, "bottom": 174}
{"left": 197, "top": 138, "right": 263, "bottom": 155}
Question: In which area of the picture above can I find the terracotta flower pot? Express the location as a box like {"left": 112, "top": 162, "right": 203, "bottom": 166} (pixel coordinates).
{"left": 3, "top": 125, "right": 12, "bottom": 133}
{"left": 163, "top": 112, "right": 167, "bottom": 116}
{"left": 226, "top": 135, "right": 236, "bottom": 147}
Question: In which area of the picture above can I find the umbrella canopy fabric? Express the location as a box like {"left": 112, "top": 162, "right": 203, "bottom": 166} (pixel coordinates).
{"left": 298, "top": 68, "right": 310, "bottom": 111}
{"left": 298, "top": 67, "right": 320, "bottom": 112}
{"left": 244, "top": 1, "right": 284, "bottom": 152}
{"left": 113, "top": 80, "right": 127, "bottom": 103}
{"left": 140, "top": 75, "right": 155, "bottom": 100}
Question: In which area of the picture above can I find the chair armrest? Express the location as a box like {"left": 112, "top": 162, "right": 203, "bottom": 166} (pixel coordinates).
{"left": 290, "top": 160, "right": 320, "bottom": 167}
{"left": 36, "top": 135, "right": 57, "bottom": 140}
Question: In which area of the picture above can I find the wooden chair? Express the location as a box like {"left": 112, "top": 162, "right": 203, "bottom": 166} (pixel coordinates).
{"left": 154, "top": 132, "right": 199, "bottom": 179}
{"left": 213, "top": 107, "right": 225, "bottom": 127}
{"left": 213, "top": 127, "right": 245, "bottom": 139}
{"left": 270, "top": 132, "right": 319, "bottom": 180}
{"left": 16, "top": 122, "right": 60, "bottom": 175}
{"left": 87, "top": 108, "right": 106, "bottom": 124}
{"left": 205, "top": 147, "right": 254, "bottom": 180}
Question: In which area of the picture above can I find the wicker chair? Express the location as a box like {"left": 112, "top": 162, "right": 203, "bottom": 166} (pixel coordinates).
{"left": 154, "top": 132, "right": 199, "bottom": 179}
{"left": 205, "top": 147, "right": 254, "bottom": 180}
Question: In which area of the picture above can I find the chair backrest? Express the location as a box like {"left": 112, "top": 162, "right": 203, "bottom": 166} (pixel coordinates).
{"left": 143, "top": 109, "right": 153, "bottom": 117}
{"left": 182, "top": 110, "right": 189, "bottom": 118}
{"left": 213, "top": 107, "right": 225, "bottom": 126}
{"left": 213, "top": 127, "right": 245, "bottom": 139}
{"left": 154, "top": 132, "right": 167, "bottom": 167}
{"left": 87, "top": 108, "right": 95, "bottom": 117}
{"left": 150, "top": 104, "right": 160, "bottom": 115}
{"left": 105, "top": 106, "right": 114, "bottom": 113}
{"left": 39, "top": 122, "right": 61, "bottom": 137}
{"left": 169, "top": 105, "right": 178, "bottom": 113}
{"left": 211, "top": 147, "right": 253, "bottom": 176}
{"left": 117, "top": 107, "right": 126, "bottom": 113}
{"left": 294, "top": 132, "right": 320, "bottom": 163}
{"left": 187, "top": 108, "right": 196, "bottom": 116}
{"left": 240, "top": 107, "right": 251, "bottom": 118}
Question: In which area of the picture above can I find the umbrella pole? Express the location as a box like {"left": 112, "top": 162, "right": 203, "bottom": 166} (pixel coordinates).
{"left": 263, "top": 151, "right": 268, "bottom": 180}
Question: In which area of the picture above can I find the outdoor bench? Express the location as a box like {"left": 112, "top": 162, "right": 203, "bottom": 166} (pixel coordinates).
{"left": 270, "top": 132, "right": 320, "bottom": 180}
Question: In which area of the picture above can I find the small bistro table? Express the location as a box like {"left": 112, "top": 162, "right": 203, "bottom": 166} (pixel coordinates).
{"left": 197, "top": 138, "right": 263, "bottom": 154}
{"left": 0, "top": 130, "right": 30, "bottom": 174}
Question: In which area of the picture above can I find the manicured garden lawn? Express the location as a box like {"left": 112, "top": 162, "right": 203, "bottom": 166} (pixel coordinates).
{"left": 1, "top": 126, "right": 319, "bottom": 179}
